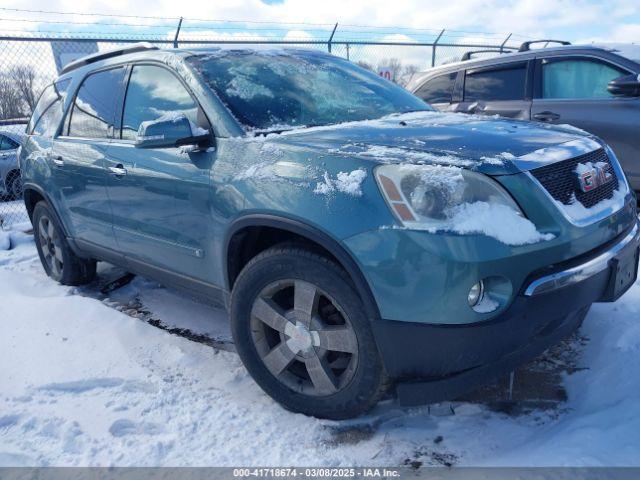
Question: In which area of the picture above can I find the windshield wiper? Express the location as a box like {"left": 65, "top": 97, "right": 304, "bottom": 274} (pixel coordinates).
{"left": 252, "top": 123, "right": 327, "bottom": 136}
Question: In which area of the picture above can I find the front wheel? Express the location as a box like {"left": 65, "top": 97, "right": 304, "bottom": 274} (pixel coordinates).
{"left": 32, "top": 201, "right": 96, "bottom": 285}
{"left": 230, "top": 244, "right": 388, "bottom": 419}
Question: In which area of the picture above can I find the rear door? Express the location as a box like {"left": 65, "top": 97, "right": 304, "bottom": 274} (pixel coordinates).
{"left": 457, "top": 61, "right": 532, "bottom": 119}
{"left": 531, "top": 55, "right": 640, "bottom": 189}
{"left": 52, "top": 66, "right": 127, "bottom": 250}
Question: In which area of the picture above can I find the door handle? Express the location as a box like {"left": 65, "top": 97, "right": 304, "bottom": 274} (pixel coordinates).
{"left": 51, "top": 155, "right": 64, "bottom": 167}
{"left": 108, "top": 164, "right": 127, "bottom": 177}
{"left": 533, "top": 111, "right": 561, "bottom": 122}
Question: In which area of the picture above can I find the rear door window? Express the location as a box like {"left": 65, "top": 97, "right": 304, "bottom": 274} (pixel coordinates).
{"left": 66, "top": 67, "right": 126, "bottom": 139}
{"left": 27, "top": 79, "right": 71, "bottom": 136}
{"left": 121, "top": 64, "right": 203, "bottom": 141}
{"left": 414, "top": 72, "right": 457, "bottom": 104}
{"left": 540, "top": 58, "right": 627, "bottom": 99}
{"left": 0, "top": 135, "right": 18, "bottom": 150}
{"left": 464, "top": 63, "right": 527, "bottom": 101}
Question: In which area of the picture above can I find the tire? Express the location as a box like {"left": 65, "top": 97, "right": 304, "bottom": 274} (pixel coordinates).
{"left": 32, "top": 201, "right": 96, "bottom": 286}
{"left": 6, "top": 171, "right": 23, "bottom": 200}
{"left": 230, "top": 244, "right": 389, "bottom": 419}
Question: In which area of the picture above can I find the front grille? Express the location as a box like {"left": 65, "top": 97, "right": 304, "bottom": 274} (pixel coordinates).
{"left": 530, "top": 148, "right": 619, "bottom": 209}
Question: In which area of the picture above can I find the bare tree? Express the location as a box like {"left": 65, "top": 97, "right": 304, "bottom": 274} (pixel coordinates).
{"left": 10, "top": 66, "right": 39, "bottom": 112}
{"left": 0, "top": 75, "right": 25, "bottom": 119}
{"left": 398, "top": 64, "right": 420, "bottom": 87}
{"left": 356, "top": 60, "right": 374, "bottom": 71}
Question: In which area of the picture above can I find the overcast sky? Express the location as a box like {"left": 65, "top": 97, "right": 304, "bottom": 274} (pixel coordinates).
{"left": 1, "top": 0, "right": 638, "bottom": 44}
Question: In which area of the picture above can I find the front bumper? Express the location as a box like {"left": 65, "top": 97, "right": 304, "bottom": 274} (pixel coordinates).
{"left": 372, "top": 221, "right": 640, "bottom": 406}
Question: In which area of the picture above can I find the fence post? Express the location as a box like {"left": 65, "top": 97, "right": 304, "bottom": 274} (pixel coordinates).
{"left": 431, "top": 29, "right": 444, "bottom": 67}
{"left": 500, "top": 33, "right": 512, "bottom": 52}
{"left": 173, "top": 17, "right": 183, "bottom": 48}
{"left": 346, "top": 43, "right": 350, "bottom": 60}
{"left": 327, "top": 23, "right": 338, "bottom": 53}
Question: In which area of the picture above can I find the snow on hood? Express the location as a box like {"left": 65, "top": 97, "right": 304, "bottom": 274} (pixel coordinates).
{"left": 267, "top": 111, "right": 599, "bottom": 175}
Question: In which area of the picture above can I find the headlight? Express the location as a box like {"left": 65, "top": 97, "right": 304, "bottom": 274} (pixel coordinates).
{"left": 375, "top": 164, "right": 523, "bottom": 229}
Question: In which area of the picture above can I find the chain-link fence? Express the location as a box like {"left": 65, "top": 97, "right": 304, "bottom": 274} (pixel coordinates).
{"left": 0, "top": 18, "right": 524, "bottom": 230}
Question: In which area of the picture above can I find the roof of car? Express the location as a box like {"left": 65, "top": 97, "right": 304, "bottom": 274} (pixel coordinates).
{"left": 58, "top": 43, "right": 331, "bottom": 79}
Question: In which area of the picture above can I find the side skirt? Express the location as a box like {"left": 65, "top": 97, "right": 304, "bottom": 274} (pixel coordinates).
{"left": 74, "top": 238, "right": 229, "bottom": 309}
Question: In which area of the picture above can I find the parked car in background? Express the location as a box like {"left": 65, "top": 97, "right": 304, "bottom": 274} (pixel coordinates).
{"left": 0, "top": 130, "right": 25, "bottom": 200}
{"left": 20, "top": 44, "right": 639, "bottom": 419}
{"left": 407, "top": 41, "right": 640, "bottom": 192}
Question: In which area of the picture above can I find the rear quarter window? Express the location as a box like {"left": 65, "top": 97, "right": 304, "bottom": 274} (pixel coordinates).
{"left": 414, "top": 72, "right": 457, "bottom": 104}
{"left": 27, "top": 79, "right": 71, "bottom": 137}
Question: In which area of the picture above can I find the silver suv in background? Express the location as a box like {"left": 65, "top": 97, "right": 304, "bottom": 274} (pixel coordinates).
{"left": 406, "top": 41, "right": 640, "bottom": 192}
{"left": 0, "top": 129, "right": 24, "bottom": 200}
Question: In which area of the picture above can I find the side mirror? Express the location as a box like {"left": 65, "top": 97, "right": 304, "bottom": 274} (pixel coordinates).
{"left": 607, "top": 73, "right": 640, "bottom": 97}
{"left": 135, "top": 113, "right": 210, "bottom": 149}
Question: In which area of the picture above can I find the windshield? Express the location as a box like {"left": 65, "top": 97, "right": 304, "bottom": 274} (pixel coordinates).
{"left": 592, "top": 43, "right": 640, "bottom": 64}
{"left": 614, "top": 45, "right": 640, "bottom": 63}
{"left": 187, "top": 50, "right": 432, "bottom": 131}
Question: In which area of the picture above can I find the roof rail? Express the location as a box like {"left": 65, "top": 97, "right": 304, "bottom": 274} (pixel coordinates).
{"left": 518, "top": 39, "right": 571, "bottom": 52}
{"left": 461, "top": 49, "right": 512, "bottom": 61}
{"left": 60, "top": 42, "right": 159, "bottom": 75}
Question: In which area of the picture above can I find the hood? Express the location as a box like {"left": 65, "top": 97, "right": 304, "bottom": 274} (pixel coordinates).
{"left": 272, "top": 111, "right": 600, "bottom": 175}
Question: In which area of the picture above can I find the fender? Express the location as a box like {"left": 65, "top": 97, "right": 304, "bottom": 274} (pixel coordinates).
{"left": 22, "top": 183, "right": 86, "bottom": 258}
{"left": 225, "top": 214, "right": 381, "bottom": 323}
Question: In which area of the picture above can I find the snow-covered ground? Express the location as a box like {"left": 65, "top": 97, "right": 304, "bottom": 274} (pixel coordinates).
{"left": 1, "top": 228, "right": 639, "bottom": 467}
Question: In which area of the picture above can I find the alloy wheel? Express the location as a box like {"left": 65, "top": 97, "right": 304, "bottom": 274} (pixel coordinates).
{"left": 250, "top": 279, "right": 359, "bottom": 396}
{"left": 37, "top": 215, "right": 63, "bottom": 277}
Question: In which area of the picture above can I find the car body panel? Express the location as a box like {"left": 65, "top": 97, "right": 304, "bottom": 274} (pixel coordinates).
{"left": 51, "top": 137, "right": 118, "bottom": 249}
{"left": 105, "top": 142, "right": 217, "bottom": 284}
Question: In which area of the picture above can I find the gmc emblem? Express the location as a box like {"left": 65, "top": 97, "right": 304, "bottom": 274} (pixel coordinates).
{"left": 574, "top": 162, "right": 613, "bottom": 193}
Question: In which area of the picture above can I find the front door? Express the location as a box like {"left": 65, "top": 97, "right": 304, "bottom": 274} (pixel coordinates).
{"left": 105, "top": 63, "right": 217, "bottom": 287}
{"left": 531, "top": 56, "right": 640, "bottom": 190}
{"left": 52, "top": 67, "right": 127, "bottom": 250}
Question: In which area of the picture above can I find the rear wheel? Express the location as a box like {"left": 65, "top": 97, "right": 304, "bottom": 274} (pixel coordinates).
{"left": 230, "top": 244, "right": 388, "bottom": 419}
{"left": 32, "top": 201, "right": 96, "bottom": 285}
{"left": 6, "top": 171, "right": 23, "bottom": 200}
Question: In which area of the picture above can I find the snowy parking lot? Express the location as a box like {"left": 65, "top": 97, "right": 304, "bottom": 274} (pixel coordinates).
{"left": 1, "top": 227, "right": 640, "bottom": 467}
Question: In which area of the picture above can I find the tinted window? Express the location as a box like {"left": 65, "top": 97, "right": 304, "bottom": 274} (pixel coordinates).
{"left": 414, "top": 72, "right": 457, "bottom": 104}
{"left": 542, "top": 59, "right": 626, "bottom": 99}
{"left": 121, "top": 65, "right": 202, "bottom": 140}
{"left": 464, "top": 64, "right": 527, "bottom": 101}
{"left": 188, "top": 52, "right": 431, "bottom": 130}
{"left": 67, "top": 68, "right": 126, "bottom": 139}
{"left": 0, "top": 135, "right": 18, "bottom": 150}
{"left": 28, "top": 79, "right": 71, "bottom": 136}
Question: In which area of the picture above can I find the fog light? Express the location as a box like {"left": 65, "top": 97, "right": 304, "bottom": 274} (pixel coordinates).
{"left": 468, "top": 281, "right": 485, "bottom": 307}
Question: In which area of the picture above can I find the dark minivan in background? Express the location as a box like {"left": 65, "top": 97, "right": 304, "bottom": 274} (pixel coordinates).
{"left": 406, "top": 41, "right": 640, "bottom": 192}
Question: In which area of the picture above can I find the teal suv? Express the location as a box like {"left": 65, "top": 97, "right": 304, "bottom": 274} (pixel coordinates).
{"left": 21, "top": 45, "right": 639, "bottom": 419}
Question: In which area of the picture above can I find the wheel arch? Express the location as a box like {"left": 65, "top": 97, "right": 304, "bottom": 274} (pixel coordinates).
{"left": 23, "top": 183, "right": 69, "bottom": 236}
{"left": 225, "top": 214, "right": 381, "bottom": 322}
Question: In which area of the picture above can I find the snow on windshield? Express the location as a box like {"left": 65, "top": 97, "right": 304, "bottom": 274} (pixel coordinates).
{"left": 226, "top": 65, "right": 275, "bottom": 101}
{"left": 187, "top": 51, "right": 430, "bottom": 131}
